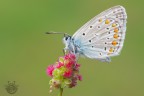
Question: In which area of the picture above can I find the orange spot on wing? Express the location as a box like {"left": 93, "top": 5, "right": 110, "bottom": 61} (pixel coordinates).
{"left": 112, "top": 23, "right": 116, "bottom": 27}
{"left": 99, "top": 18, "right": 102, "bottom": 22}
{"left": 107, "top": 53, "right": 111, "bottom": 55}
{"left": 113, "top": 34, "right": 119, "bottom": 39}
{"left": 114, "top": 28, "right": 119, "bottom": 33}
{"left": 109, "top": 48, "right": 113, "bottom": 52}
{"left": 112, "top": 41, "right": 118, "bottom": 46}
{"left": 105, "top": 19, "right": 110, "bottom": 24}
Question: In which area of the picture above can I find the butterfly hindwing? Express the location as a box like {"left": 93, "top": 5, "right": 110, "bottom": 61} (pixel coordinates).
{"left": 72, "top": 5, "right": 127, "bottom": 61}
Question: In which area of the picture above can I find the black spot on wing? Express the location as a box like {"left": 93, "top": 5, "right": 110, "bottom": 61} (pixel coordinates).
{"left": 90, "top": 26, "right": 93, "bottom": 28}
{"left": 105, "top": 47, "right": 106, "bottom": 51}
{"left": 82, "top": 33, "right": 85, "bottom": 36}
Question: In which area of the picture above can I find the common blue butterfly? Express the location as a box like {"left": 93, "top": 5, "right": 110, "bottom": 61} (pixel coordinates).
{"left": 46, "top": 5, "right": 127, "bottom": 62}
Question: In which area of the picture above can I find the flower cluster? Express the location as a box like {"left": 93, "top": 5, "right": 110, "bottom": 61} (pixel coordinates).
{"left": 46, "top": 53, "right": 82, "bottom": 91}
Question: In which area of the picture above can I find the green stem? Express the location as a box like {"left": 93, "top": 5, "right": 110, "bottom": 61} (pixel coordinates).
{"left": 58, "top": 87, "right": 63, "bottom": 96}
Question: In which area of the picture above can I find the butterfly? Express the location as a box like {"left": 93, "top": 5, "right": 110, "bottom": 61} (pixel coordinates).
{"left": 46, "top": 5, "right": 127, "bottom": 62}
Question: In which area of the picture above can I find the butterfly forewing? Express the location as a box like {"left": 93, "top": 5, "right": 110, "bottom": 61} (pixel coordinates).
{"left": 72, "top": 5, "right": 127, "bottom": 59}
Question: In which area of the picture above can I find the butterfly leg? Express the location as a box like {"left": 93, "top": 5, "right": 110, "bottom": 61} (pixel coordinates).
{"left": 63, "top": 48, "right": 69, "bottom": 55}
{"left": 63, "top": 48, "right": 66, "bottom": 55}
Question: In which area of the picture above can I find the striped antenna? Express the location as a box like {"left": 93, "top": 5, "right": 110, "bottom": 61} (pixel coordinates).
{"left": 45, "top": 31, "right": 69, "bottom": 37}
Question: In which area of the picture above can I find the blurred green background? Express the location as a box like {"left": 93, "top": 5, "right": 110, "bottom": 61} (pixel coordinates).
{"left": 0, "top": 0, "right": 144, "bottom": 96}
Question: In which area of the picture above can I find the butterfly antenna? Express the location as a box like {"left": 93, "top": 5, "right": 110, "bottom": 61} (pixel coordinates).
{"left": 45, "top": 31, "right": 69, "bottom": 37}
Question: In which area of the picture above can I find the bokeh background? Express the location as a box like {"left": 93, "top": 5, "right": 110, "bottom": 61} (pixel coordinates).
{"left": 0, "top": 0, "right": 144, "bottom": 96}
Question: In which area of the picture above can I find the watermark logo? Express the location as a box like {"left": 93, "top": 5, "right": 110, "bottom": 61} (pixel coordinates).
{"left": 5, "top": 81, "right": 18, "bottom": 94}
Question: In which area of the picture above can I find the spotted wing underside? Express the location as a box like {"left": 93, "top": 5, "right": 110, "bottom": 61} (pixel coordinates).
{"left": 72, "top": 5, "right": 127, "bottom": 61}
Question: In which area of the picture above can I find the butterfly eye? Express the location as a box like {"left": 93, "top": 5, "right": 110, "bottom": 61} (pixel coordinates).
{"left": 65, "top": 37, "right": 68, "bottom": 40}
{"left": 82, "top": 33, "right": 85, "bottom": 36}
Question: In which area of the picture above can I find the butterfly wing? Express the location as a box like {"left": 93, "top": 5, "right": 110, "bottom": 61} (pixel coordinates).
{"left": 72, "top": 5, "right": 127, "bottom": 62}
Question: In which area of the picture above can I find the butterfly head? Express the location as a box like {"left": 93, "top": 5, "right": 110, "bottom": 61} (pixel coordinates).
{"left": 63, "top": 35, "right": 72, "bottom": 45}
{"left": 63, "top": 35, "right": 76, "bottom": 55}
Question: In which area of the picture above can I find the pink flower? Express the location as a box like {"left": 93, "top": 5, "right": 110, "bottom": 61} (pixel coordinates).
{"left": 69, "top": 81, "right": 77, "bottom": 88}
{"left": 64, "top": 53, "right": 76, "bottom": 60}
{"left": 77, "top": 75, "right": 82, "bottom": 81}
{"left": 65, "top": 61, "right": 73, "bottom": 68}
{"left": 76, "top": 63, "right": 80, "bottom": 67}
{"left": 46, "top": 65, "right": 55, "bottom": 77}
{"left": 47, "top": 53, "right": 82, "bottom": 90}
{"left": 56, "top": 62, "right": 64, "bottom": 68}
{"left": 69, "top": 54, "right": 76, "bottom": 59}
{"left": 64, "top": 54, "right": 76, "bottom": 68}
{"left": 63, "top": 70, "right": 72, "bottom": 78}
{"left": 64, "top": 54, "right": 69, "bottom": 60}
{"left": 74, "top": 63, "right": 81, "bottom": 70}
{"left": 69, "top": 77, "right": 77, "bottom": 88}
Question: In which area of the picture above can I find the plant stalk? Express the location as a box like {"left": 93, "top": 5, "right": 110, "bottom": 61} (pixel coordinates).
{"left": 58, "top": 87, "right": 63, "bottom": 96}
